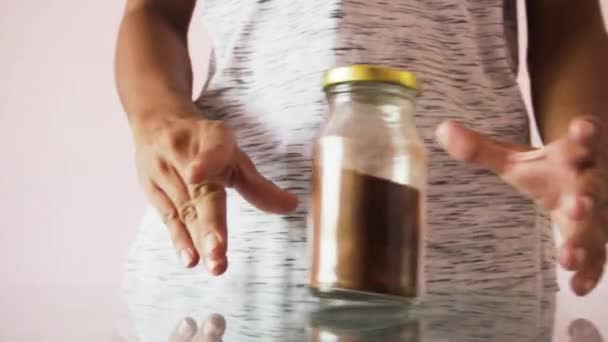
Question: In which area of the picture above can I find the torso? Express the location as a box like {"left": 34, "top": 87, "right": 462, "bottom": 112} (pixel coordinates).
{"left": 123, "top": 0, "right": 556, "bottom": 322}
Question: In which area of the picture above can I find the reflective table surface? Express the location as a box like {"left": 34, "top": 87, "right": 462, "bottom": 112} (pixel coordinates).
{"left": 115, "top": 280, "right": 606, "bottom": 342}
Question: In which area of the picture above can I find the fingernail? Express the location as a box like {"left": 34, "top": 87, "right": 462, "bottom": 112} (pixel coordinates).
{"left": 203, "top": 233, "right": 220, "bottom": 257}
{"left": 432, "top": 134, "right": 443, "bottom": 148}
{"left": 180, "top": 248, "right": 194, "bottom": 267}
{"left": 434, "top": 121, "right": 451, "bottom": 148}
{"left": 576, "top": 119, "right": 597, "bottom": 138}
{"left": 207, "top": 257, "right": 226, "bottom": 275}
{"left": 178, "top": 318, "right": 196, "bottom": 338}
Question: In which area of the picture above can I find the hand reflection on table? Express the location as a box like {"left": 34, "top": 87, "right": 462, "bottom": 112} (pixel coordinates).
{"left": 569, "top": 318, "right": 604, "bottom": 342}
{"left": 169, "top": 314, "right": 226, "bottom": 342}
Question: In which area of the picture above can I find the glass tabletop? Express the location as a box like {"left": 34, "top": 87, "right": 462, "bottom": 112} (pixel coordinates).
{"left": 114, "top": 282, "right": 605, "bottom": 342}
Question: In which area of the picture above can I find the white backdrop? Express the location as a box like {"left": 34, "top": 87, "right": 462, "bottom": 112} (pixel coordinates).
{"left": 0, "top": 1, "right": 606, "bottom": 341}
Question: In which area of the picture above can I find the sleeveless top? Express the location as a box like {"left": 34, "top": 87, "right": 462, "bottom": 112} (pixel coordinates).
{"left": 122, "top": 2, "right": 557, "bottom": 338}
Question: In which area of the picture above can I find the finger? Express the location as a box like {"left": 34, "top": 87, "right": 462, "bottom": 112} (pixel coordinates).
{"left": 571, "top": 256, "right": 605, "bottom": 296}
{"left": 151, "top": 159, "right": 192, "bottom": 212}
{"left": 559, "top": 246, "right": 583, "bottom": 272}
{"left": 558, "top": 231, "right": 590, "bottom": 271}
{"left": 170, "top": 317, "right": 197, "bottom": 342}
{"left": 559, "top": 227, "right": 607, "bottom": 296}
{"left": 435, "top": 120, "right": 515, "bottom": 175}
{"left": 559, "top": 193, "right": 594, "bottom": 222}
{"left": 568, "top": 116, "right": 602, "bottom": 147}
{"left": 558, "top": 172, "right": 608, "bottom": 222}
{"left": 558, "top": 218, "right": 606, "bottom": 267}
{"left": 147, "top": 159, "right": 200, "bottom": 268}
{"left": 550, "top": 139, "right": 593, "bottom": 170}
{"left": 435, "top": 121, "right": 563, "bottom": 204}
{"left": 191, "top": 314, "right": 226, "bottom": 342}
{"left": 187, "top": 183, "right": 228, "bottom": 276}
{"left": 150, "top": 144, "right": 229, "bottom": 275}
{"left": 142, "top": 179, "right": 199, "bottom": 268}
{"left": 557, "top": 118, "right": 600, "bottom": 168}
{"left": 232, "top": 149, "right": 298, "bottom": 214}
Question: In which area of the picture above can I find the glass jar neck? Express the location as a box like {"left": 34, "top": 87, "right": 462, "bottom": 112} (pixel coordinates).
{"left": 326, "top": 81, "right": 415, "bottom": 99}
{"left": 325, "top": 82, "right": 417, "bottom": 122}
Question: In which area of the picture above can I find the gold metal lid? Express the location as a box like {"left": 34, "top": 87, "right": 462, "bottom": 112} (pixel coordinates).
{"left": 322, "top": 64, "right": 418, "bottom": 91}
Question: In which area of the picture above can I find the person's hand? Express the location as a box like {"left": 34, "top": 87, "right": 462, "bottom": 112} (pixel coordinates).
{"left": 133, "top": 106, "right": 298, "bottom": 275}
{"left": 436, "top": 116, "right": 608, "bottom": 296}
{"left": 170, "top": 314, "right": 226, "bottom": 342}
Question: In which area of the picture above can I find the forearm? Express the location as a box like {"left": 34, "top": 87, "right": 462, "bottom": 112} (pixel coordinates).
{"left": 115, "top": 5, "right": 198, "bottom": 126}
{"left": 528, "top": 1, "right": 608, "bottom": 142}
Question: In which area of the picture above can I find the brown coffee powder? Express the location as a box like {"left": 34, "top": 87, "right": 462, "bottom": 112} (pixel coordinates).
{"left": 311, "top": 166, "right": 421, "bottom": 298}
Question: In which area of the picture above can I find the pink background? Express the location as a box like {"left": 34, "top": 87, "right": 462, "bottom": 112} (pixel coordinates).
{"left": 0, "top": 1, "right": 606, "bottom": 341}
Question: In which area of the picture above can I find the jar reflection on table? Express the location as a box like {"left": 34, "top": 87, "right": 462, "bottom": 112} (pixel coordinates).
{"left": 310, "top": 65, "right": 427, "bottom": 303}
{"left": 307, "top": 304, "right": 421, "bottom": 342}
{"left": 306, "top": 289, "right": 556, "bottom": 342}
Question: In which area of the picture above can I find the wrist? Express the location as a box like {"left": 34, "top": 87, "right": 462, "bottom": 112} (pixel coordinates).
{"left": 128, "top": 99, "right": 203, "bottom": 142}
{"left": 128, "top": 93, "right": 197, "bottom": 119}
{"left": 129, "top": 95, "right": 200, "bottom": 122}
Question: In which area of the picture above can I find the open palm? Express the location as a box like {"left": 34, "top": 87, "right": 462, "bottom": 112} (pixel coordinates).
{"left": 436, "top": 116, "right": 608, "bottom": 296}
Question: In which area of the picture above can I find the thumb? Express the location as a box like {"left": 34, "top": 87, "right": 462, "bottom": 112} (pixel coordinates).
{"left": 233, "top": 149, "right": 298, "bottom": 214}
{"left": 435, "top": 120, "right": 516, "bottom": 175}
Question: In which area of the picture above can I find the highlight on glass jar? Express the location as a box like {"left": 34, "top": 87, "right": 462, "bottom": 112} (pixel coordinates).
{"left": 309, "top": 64, "right": 427, "bottom": 303}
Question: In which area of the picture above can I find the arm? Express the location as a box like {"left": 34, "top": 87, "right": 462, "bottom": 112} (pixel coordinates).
{"left": 114, "top": 0, "right": 297, "bottom": 275}
{"left": 520, "top": 1, "right": 608, "bottom": 296}
{"left": 115, "top": 0, "right": 199, "bottom": 126}
{"left": 527, "top": 1, "right": 608, "bottom": 142}
{"left": 436, "top": 2, "right": 608, "bottom": 296}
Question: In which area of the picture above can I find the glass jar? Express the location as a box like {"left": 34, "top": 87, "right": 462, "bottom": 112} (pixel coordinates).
{"left": 309, "top": 65, "right": 427, "bottom": 302}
